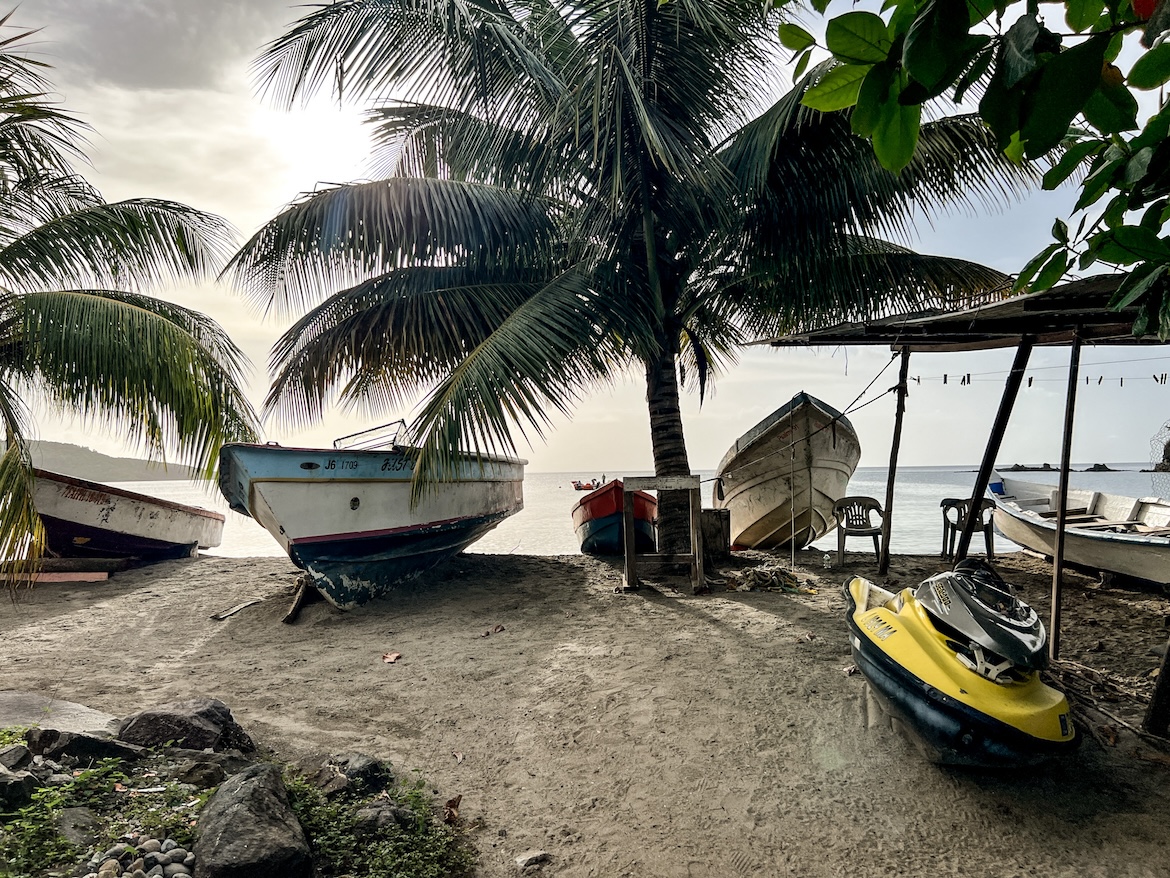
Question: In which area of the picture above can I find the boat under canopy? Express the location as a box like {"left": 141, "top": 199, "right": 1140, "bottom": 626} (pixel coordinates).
{"left": 990, "top": 472, "right": 1170, "bottom": 585}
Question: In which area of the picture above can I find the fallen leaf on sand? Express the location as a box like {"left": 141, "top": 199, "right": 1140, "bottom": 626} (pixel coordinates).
{"left": 843, "top": 665, "right": 858, "bottom": 676}
{"left": 800, "top": 632, "right": 817, "bottom": 642}
{"left": 1101, "top": 724, "right": 1119, "bottom": 746}
{"left": 382, "top": 652, "right": 401, "bottom": 663}
{"left": 113, "top": 782, "right": 128, "bottom": 792}
{"left": 492, "top": 624, "right": 505, "bottom": 633}
{"left": 453, "top": 751, "right": 464, "bottom": 763}
{"left": 444, "top": 794, "right": 462, "bottom": 823}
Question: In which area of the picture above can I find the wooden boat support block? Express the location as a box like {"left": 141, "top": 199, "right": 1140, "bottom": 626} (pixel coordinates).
{"left": 3, "top": 571, "right": 109, "bottom": 583}
{"left": 625, "top": 475, "right": 700, "bottom": 492}
{"left": 622, "top": 478, "right": 704, "bottom": 594}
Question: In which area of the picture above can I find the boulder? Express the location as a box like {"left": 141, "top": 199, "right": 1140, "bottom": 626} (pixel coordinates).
{"left": 293, "top": 752, "right": 391, "bottom": 798}
{"left": 0, "top": 764, "right": 36, "bottom": 809}
{"left": 57, "top": 806, "right": 103, "bottom": 847}
{"left": 0, "top": 743, "right": 32, "bottom": 771}
{"left": 117, "top": 699, "right": 255, "bottom": 753}
{"left": 24, "top": 729, "right": 142, "bottom": 762}
{"left": 194, "top": 763, "right": 311, "bottom": 878}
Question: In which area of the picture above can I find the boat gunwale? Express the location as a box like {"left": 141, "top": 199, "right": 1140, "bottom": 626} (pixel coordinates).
{"left": 35, "top": 468, "right": 225, "bottom": 523}
{"left": 715, "top": 393, "right": 858, "bottom": 477}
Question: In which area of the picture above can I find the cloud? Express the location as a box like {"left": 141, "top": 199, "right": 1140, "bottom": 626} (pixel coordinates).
{"left": 17, "top": 0, "right": 301, "bottom": 91}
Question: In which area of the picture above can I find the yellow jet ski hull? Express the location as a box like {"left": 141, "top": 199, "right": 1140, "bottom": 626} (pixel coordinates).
{"left": 845, "top": 576, "right": 1077, "bottom": 767}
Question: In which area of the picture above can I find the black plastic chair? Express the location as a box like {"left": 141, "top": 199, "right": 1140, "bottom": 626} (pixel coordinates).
{"left": 833, "top": 496, "right": 885, "bottom": 565}
{"left": 940, "top": 497, "right": 995, "bottom": 560}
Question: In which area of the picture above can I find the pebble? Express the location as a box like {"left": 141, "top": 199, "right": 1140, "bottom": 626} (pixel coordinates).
{"left": 73, "top": 835, "right": 196, "bottom": 878}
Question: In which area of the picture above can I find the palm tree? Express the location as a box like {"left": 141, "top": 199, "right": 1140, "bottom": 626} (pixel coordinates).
{"left": 227, "top": 0, "right": 1038, "bottom": 546}
{"left": 0, "top": 15, "right": 260, "bottom": 569}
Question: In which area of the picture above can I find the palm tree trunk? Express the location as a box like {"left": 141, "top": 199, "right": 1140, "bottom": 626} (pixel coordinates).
{"left": 645, "top": 349, "right": 693, "bottom": 552}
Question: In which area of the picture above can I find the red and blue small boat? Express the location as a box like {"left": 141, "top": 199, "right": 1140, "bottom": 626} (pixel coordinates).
{"left": 571, "top": 479, "right": 657, "bottom": 555}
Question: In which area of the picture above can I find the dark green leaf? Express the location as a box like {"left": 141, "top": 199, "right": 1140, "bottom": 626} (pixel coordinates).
{"left": 1003, "top": 14, "right": 1040, "bottom": 88}
{"left": 801, "top": 64, "right": 870, "bottom": 111}
{"left": 826, "top": 12, "right": 893, "bottom": 64}
{"left": 1090, "top": 225, "right": 1170, "bottom": 264}
{"left": 1031, "top": 249, "right": 1068, "bottom": 292}
{"left": 872, "top": 87, "right": 921, "bottom": 172}
{"left": 1041, "top": 139, "right": 1103, "bottom": 189}
{"left": 1126, "top": 146, "right": 1155, "bottom": 183}
{"left": 1082, "top": 80, "right": 1140, "bottom": 135}
{"left": 1110, "top": 262, "right": 1167, "bottom": 310}
{"left": 953, "top": 43, "right": 995, "bottom": 103}
{"left": 1128, "top": 41, "right": 1170, "bottom": 89}
{"left": 1065, "top": 0, "right": 1107, "bottom": 31}
{"left": 780, "top": 24, "right": 817, "bottom": 53}
{"left": 1052, "top": 218, "right": 1069, "bottom": 243}
{"left": 1020, "top": 34, "right": 1110, "bottom": 158}
{"left": 1013, "top": 242, "right": 1062, "bottom": 291}
{"left": 967, "top": 0, "right": 998, "bottom": 25}
{"left": 903, "top": 0, "right": 972, "bottom": 90}
{"left": 852, "top": 61, "right": 897, "bottom": 136}
{"left": 794, "top": 49, "right": 813, "bottom": 81}
{"left": 1102, "top": 192, "right": 1128, "bottom": 228}
{"left": 979, "top": 67, "right": 1023, "bottom": 150}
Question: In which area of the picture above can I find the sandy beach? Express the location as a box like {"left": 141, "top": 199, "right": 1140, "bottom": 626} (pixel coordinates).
{"left": 3, "top": 549, "right": 1169, "bottom": 877}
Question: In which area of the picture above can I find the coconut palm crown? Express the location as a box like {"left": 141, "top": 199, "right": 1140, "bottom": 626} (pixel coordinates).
{"left": 0, "top": 15, "right": 260, "bottom": 568}
{"left": 228, "top": 0, "right": 1041, "bottom": 545}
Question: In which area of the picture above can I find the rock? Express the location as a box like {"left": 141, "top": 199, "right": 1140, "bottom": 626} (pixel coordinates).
{"left": 24, "top": 729, "right": 142, "bottom": 762}
{"left": 56, "top": 806, "right": 103, "bottom": 847}
{"left": 171, "top": 760, "right": 226, "bottom": 788}
{"left": 0, "top": 764, "right": 36, "bottom": 809}
{"left": 117, "top": 699, "right": 255, "bottom": 753}
{"left": 164, "top": 748, "right": 253, "bottom": 776}
{"left": 294, "top": 752, "right": 390, "bottom": 797}
{"left": 353, "top": 802, "right": 416, "bottom": 836}
{"left": 0, "top": 743, "right": 32, "bottom": 771}
{"left": 162, "top": 864, "right": 191, "bottom": 877}
{"left": 194, "top": 763, "right": 311, "bottom": 878}
{"left": 140, "top": 839, "right": 163, "bottom": 853}
{"left": 515, "top": 849, "right": 550, "bottom": 868}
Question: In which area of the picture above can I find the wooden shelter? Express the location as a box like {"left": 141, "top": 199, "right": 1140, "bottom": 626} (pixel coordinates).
{"left": 763, "top": 274, "right": 1170, "bottom": 737}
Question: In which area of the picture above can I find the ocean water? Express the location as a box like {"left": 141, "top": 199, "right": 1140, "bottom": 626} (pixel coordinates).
{"left": 111, "top": 464, "right": 1168, "bottom": 560}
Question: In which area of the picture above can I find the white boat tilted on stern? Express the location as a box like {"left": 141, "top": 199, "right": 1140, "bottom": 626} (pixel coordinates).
{"left": 713, "top": 392, "right": 861, "bottom": 550}
{"left": 218, "top": 423, "right": 526, "bottom": 609}
{"left": 990, "top": 472, "right": 1170, "bottom": 584}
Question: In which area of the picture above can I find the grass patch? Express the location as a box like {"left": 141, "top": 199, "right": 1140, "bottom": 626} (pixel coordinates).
{"left": 0, "top": 732, "right": 476, "bottom": 878}
{"left": 284, "top": 771, "right": 476, "bottom": 878}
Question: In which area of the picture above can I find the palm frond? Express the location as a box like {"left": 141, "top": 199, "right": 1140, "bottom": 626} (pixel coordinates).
{"left": 11, "top": 290, "right": 260, "bottom": 477}
{"left": 0, "top": 197, "right": 236, "bottom": 295}
{"left": 0, "top": 436, "right": 43, "bottom": 575}
{"left": 224, "top": 177, "right": 559, "bottom": 316}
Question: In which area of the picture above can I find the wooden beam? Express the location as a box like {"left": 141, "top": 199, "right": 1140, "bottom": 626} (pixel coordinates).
{"left": 878, "top": 347, "right": 910, "bottom": 575}
{"left": 1049, "top": 332, "right": 1082, "bottom": 662}
{"left": 957, "top": 336, "right": 1034, "bottom": 559}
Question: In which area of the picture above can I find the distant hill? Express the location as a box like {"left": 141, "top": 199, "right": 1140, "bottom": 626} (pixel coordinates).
{"left": 27, "top": 440, "right": 202, "bottom": 482}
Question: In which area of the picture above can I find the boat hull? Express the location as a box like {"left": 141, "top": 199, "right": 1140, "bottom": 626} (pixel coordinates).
{"left": 714, "top": 393, "right": 860, "bottom": 550}
{"left": 845, "top": 577, "right": 1076, "bottom": 767}
{"left": 218, "top": 443, "right": 525, "bottom": 609}
{"left": 571, "top": 481, "right": 657, "bottom": 555}
{"left": 34, "top": 469, "right": 223, "bottom": 562}
{"left": 991, "top": 474, "right": 1170, "bottom": 584}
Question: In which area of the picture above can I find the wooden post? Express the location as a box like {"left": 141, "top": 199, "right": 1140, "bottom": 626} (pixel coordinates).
{"left": 957, "top": 336, "right": 1034, "bottom": 559}
{"left": 879, "top": 346, "right": 911, "bottom": 575}
{"left": 1049, "top": 332, "right": 1082, "bottom": 662}
{"left": 622, "top": 489, "right": 638, "bottom": 590}
{"left": 1142, "top": 635, "right": 1170, "bottom": 738}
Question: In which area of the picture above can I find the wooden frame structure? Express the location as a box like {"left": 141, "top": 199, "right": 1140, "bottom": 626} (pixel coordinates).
{"left": 762, "top": 274, "right": 1170, "bottom": 737}
{"left": 622, "top": 476, "right": 704, "bottom": 594}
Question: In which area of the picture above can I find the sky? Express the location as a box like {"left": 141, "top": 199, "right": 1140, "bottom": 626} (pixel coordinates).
{"left": 17, "top": 0, "right": 1170, "bottom": 473}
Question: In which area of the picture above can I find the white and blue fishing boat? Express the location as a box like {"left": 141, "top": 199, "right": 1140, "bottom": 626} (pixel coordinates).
{"left": 218, "top": 422, "right": 526, "bottom": 609}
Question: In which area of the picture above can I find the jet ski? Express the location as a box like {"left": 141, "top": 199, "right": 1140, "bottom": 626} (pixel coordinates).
{"left": 844, "top": 559, "right": 1077, "bottom": 767}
